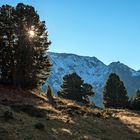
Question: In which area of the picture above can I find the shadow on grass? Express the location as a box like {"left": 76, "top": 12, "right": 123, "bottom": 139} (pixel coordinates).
{"left": 49, "top": 114, "right": 140, "bottom": 140}
{"left": 0, "top": 104, "right": 140, "bottom": 140}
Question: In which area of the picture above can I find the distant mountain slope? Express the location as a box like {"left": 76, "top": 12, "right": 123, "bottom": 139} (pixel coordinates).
{"left": 45, "top": 52, "right": 140, "bottom": 107}
{"left": 108, "top": 62, "right": 140, "bottom": 97}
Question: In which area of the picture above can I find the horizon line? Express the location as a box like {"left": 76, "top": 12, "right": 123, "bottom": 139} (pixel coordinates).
{"left": 48, "top": 51, "right": 140, "bottom": 71}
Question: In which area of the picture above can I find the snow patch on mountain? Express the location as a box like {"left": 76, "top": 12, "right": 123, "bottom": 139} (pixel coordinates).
{"left": 45, "top": 52, "right": 140, "bottom": 107}
{"left": 131, "top": 70, "right": 140, "bottom": 77}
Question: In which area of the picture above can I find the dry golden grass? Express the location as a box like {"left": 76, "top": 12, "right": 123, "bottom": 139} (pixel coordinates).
{"left": 112, "top": 109, "right": 140, "bottom": 133}
{"left": 0, "top": 86, "right": 140, "bottom": 140}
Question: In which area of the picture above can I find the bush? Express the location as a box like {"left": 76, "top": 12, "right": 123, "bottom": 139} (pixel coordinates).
{"left": 3, "top": 110, "right": 14, "bottom": 121}
{"left": 34, "top": 122, "right": 45, "bottom": 130}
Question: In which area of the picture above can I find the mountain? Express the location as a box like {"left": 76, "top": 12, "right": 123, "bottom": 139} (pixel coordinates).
{"left": 45, "top": 52, "right": 140, "bottom": 107}
{"left": 108, "top": 62, "right": 140, "bottom": 98}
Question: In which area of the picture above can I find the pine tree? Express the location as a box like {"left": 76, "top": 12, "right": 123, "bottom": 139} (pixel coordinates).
{"left": 58, "top": 72, "right": 95, "bottom": 104}
{"left": 0, "top": 5, "right": 16, "bottom": 84}
{"left": 103, "top": 73, "right": 128, "bottom": 108}
{"left": 130, "top": 90, "right": 140, "bottom": 110}
{"left": 46, "top": 85, "right": 54, "bottom": 103}
{"left": 0, "top": 3, "right": 51, "bottom": 89}
{"left": 82, "top": 83, "right": 95, "bottom": 103}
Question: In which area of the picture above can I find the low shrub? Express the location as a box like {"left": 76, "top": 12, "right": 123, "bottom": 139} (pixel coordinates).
{"left": 3, "top": 110, "right": 14, "bottom": 121}
{"left": 34, "top": 122, "right": 45, "bottom": 130}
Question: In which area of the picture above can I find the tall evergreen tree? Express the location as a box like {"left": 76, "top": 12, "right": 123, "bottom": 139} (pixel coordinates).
{"left": 103, "top": 73, "right": 128, "bottom": 108}
{"left": 58, "top": 72, "right": 95, "bottom": 104}
{"left": 0, "top": 3, "right": 51, "bottom": 88}
{"left": 0, "top": 5, "right": 16, "bottom": 84}
{"left": 130, "top": 90, "right": 140, "bottom": 110}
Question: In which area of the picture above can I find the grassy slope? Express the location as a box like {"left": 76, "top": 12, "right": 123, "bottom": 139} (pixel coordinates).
{"left": 0, "top": 86, "right": 140, "bottom": 140}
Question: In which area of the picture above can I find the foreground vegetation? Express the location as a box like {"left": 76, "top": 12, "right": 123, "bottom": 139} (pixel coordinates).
{"left": 0, "top": 86, "right": 139, "bottom": 140}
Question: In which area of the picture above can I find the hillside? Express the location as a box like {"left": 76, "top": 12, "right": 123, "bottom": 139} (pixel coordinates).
{"left": 46, "top": 52, "right": 140, "bottom": 106}
{"left": 0, "top": 86, "right": 140, "bottom": 140}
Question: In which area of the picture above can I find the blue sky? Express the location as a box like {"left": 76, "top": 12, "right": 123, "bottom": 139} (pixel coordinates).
{"left": 0, "top": 0, "right": 140, "bottom": 70}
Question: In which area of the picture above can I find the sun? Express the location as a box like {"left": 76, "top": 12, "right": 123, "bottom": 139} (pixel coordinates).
{"left": 28, "top": 30, "right": 35, "bottom": 38}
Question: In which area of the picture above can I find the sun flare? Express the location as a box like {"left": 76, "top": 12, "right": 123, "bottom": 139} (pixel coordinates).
{"left": 28, "top": 30, "right": 35, "bottom": 38}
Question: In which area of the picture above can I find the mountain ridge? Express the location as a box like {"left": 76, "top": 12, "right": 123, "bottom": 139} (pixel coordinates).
{"left": 46, "top": 52, "right": 140, "bottom": 106}
{"left": 49, "top": 52, "right": 139, "bottom": 71}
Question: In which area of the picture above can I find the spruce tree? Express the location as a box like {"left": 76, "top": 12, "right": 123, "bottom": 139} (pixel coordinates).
{"left": 46, "top": 85, "right": 55, "bottom": 104}
{"left": 0, "top": 3, "right": 51, "bottom": 88}
{"left": 130, "top": 90, "right": 140, "bottom": 110}
{"left": 82, "top": 83, "right": 95, "bottom": 103}
{"left": 103, "top": 73, "right": 128, "bottom": 108}
{"left": 58, "top": 72, "right": 95, "bottom": 104}
{"left": 0, "top": 5, "right": 16, "bottom": 84}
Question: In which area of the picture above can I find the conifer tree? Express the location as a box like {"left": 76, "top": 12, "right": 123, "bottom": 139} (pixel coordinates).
{"left": 82, "top": 83, "right": 95, "bottom": 103}
{"left": 0, "top": 3, "right": 51, "bottom": 88}
{"left": 103, "top": 73, "right": 128, "bottom": 108}
{"left": 0, "top": 5, "right": 16, "bottom": 84}
{"left": 46, "top": 85, "right": 54, "bottom": 103}
{"left": 58, "top": 72, "right": 95, "bottom": 104}
{"left": 130, "top": 90, "right": 140, "bottom": 110}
